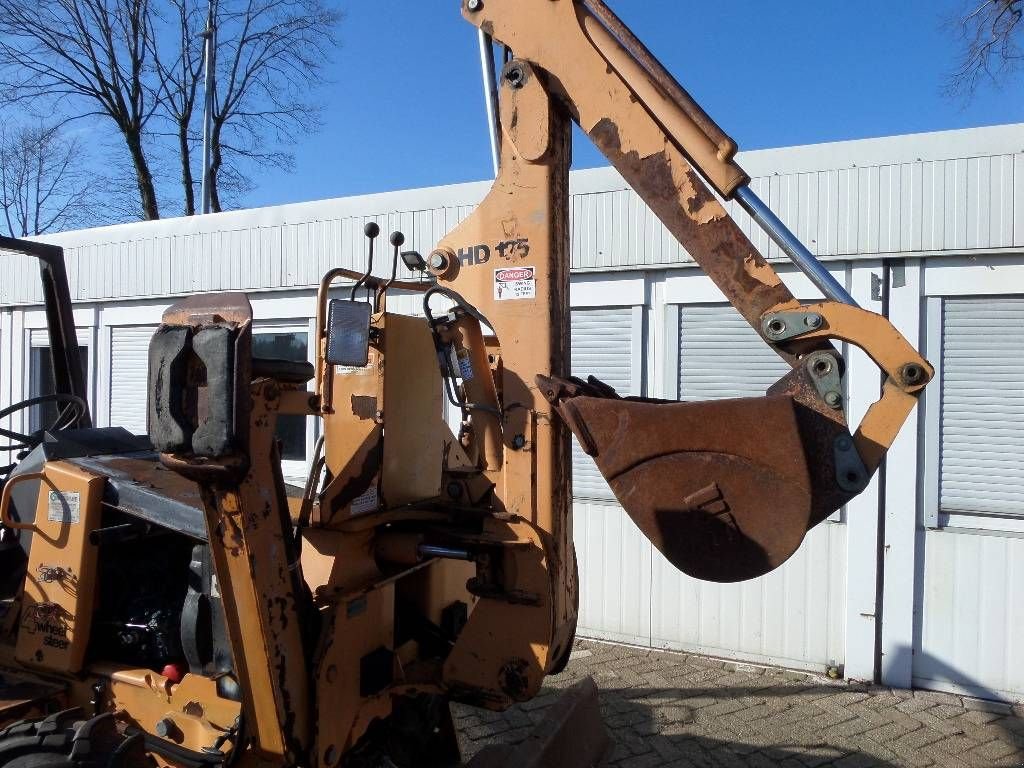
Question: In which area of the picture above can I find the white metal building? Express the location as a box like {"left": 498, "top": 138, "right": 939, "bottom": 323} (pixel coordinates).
{"left": 2, "top": 123, "right": 1022, "bottom": 702}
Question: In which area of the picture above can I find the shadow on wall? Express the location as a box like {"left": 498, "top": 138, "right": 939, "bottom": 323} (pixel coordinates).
{"left": 888, "top": 644, "right": 1022, "bottom": 704}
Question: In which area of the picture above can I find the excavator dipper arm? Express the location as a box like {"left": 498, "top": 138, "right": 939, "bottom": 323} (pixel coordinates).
{"left": 456, "top": 0, "right": 933, "bottom": 581}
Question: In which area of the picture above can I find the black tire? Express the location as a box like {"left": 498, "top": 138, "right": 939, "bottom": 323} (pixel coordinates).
{"left": 0, "top": 710, "right": 153, "bottom": 768}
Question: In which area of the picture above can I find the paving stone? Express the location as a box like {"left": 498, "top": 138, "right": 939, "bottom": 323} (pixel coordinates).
{"left": 967, "top": 737, "right": 1018, "bottom": 761}
{"left": 896, "top": 697, "right": 939, "bottom": 715}
{"left": 914, "top": 690, "right": 964, "bottom": 707}
{"left": 961, "top": 708, "right": 1003, "bottom": 725}
{"left": 455, "top": 640, "right": 1024, "bottom": 767}
{"left": 962, "top": 697, "right": 1014, "bottom": 715}
{"left": 617, "top": 753, "right": 665, "bottom": 768}
{"left": 833, "top": 752, "right": 881, "bottom": 767}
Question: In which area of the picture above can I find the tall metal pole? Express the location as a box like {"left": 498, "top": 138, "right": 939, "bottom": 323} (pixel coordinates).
{"left": 477, "top": 29, "right": 501, "bottom": 177}
{"left": 200, "top": 3, "right": 216, "bottom": 214}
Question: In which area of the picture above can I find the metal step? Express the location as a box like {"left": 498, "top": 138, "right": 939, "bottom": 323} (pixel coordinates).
{"left": 0, "top": 667, "right": 67, "bottom": 724}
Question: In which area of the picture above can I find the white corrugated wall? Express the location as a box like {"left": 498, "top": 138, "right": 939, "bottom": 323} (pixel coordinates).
{"left": 0, "top": 124, "right": 1021, "bottom": 698}
{"left": 108, "top": 326, "right": 157, "bottom": 435}
{"left": 2, "top": 124, "right": 1019, "bottom": 307}
{"left": 916, "top": 531, "right": 1024, "bottom": 702}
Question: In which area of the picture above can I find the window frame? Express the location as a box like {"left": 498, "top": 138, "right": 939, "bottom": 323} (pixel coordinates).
{"left": 568, "top": 303, "right": 645, "bottom": 503}
{"left": 568, "top": 273, "right": 647, "bottom": 503}
{"left": 252, "top": 319, "right": 316, "bottom": 484}
{"left": 922, "top": 293, "right": 1024, "bottom": 534}
{"left": 21, "top": 305, "right": 96, "bottom": 437}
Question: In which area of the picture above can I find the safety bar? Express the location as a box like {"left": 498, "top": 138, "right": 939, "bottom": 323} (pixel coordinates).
{"left": 0, "top": 471, "right": 47, "bottom": 531}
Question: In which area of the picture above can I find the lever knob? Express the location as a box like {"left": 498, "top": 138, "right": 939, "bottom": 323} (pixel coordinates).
{"left": 364, "top": 222, "right": 381, "bottom": 239}
{"left": 390, "top": 231, "right": 406, "bottom": 248}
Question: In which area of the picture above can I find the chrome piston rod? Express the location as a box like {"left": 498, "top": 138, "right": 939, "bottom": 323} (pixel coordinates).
{"left": 478, "top": 29, "right": 501, "bottom": 177}
{"left": 419, "top": 544, "right": 474, "bottom": 562}
{"left": 734, "top": 185, "right": 859, "bottom": 307}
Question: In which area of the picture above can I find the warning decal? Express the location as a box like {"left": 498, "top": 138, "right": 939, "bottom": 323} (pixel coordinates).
{"left": 494, "top": 266, "right": 536, "bottom": 301}
{"left": 351, "top": 486, "right": 379, "bottom": 516}
{"left": 47, "top": 491, "right": 80, "bottom": 524}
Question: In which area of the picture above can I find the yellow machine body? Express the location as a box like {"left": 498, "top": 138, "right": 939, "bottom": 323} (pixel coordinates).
{"left": 0, "top": 3, "right": 934, "bottom": 767}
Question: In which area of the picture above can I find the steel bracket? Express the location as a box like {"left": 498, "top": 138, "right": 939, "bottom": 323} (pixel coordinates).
{"left": 762, "top": 310, "right": 826, "bottom": 342}
{"left": 834, "top": 434, "right": 869, "bottom": 494}
{"left": 803, "top": 351, "right": 845, "bottom": 411}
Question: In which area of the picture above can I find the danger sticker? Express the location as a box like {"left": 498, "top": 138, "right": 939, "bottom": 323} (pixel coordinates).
{"left": 350, "top": 486, "right": 379, "bottom": 516}
{"left": 47, "top": 491, "right": 80, "bottom": 525}
{"left": 494, "top": 267, "right": 536, "bottom": 301}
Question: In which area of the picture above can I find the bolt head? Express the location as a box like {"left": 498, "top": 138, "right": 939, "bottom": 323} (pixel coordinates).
{"left": 766, "top": 318, "right": 787, "bottom": 338}
{"left": 505, "top": 66, "right": 526, "bottom": 88}
{"left": 467, "top": 0, "right": 482, "bottom": 10}
{"left": 804, "top": 313, "right": 823, "bottom": 329}
{"left": 512, "top": 434, "right": 526, "bottom": 450}
{"left": 836, "top": 435, "right": 853, "bottom": 451}
{"left": 155, "top": 718, "right": 174, "bottom": 738}
{"left": 900, "top": 363, "right": 925, "bottom": 385}
{"left": 825, "top": 391, "right": 843, "bottom": 409}
{"left": 429, "top": 253, "right": 447, "bottom": 270}
{"left": 811, "top": 357, "right": 833, "bottom": 377}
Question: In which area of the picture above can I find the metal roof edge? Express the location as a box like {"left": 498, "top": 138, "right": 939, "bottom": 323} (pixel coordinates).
{"left": 29, "top": 122, "right": 1023, "bottom": 249}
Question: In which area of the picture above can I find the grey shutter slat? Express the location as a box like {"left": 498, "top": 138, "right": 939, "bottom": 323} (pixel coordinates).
{"left": 110, "top": 326, "right": 157, "bottom": 435}
{"left": 940, "top": 298, "right": 1024, "bottom": 516}
{"left": 571, "top": 308, "right": 636, "bottom": 500}
{"left": 679, "top": 305, "right": 789, "bottom": 401}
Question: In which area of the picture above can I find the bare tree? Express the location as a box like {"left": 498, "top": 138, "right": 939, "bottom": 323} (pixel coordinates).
{"left": 207, "top": 0, "right": 341, "bottom": 211}
{"left": 0, "top": 0, "right": 340, "bottom": 219}
{"left": 947, "top": 0, "right": 1024, "bottom": 97}
{"left": 0, "top": 0, "right": 163, "bottom": 219}
{"left": 151, "top": 0, "right": 205, "bottom": 215}
{"left": 0, "top": 123, "right": 98, "bottom": 236}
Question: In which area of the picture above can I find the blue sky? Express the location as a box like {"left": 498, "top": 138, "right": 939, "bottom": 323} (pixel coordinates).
{"left": 245, "top": 0, "right": 1024, "bottom": 208}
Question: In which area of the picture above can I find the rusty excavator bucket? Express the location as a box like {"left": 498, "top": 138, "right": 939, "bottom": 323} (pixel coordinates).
{"left": 540, "top": 357, "right": 861, "bottom": 583}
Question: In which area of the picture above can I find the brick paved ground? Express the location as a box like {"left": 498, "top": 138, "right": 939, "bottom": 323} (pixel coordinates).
{"left": 454, "top": 640, "right": 1024, "bottom": 768}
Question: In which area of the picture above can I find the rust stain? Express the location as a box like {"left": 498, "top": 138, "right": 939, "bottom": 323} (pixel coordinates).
{"left": 587, "top": 117, "right": 808, "bottom": 363}
{"left": 679, "top": 167, "right": 722, "bottom": 226}
{"left": 741, "top": 253, "right": 783, "bottom": 287}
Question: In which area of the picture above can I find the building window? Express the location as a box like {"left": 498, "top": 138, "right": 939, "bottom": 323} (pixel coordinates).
{"left": 938, "top": 297, "right": 1024, "bottom": 523}
{"left": 677, "top": 304, "right": 790, "bottom": 402}
{"left": 253, "top": 330, "right": 309, "bottom": 462}
{"left": 28, "top": 344, "right": 89, "bottom": 433}
{"left": 570, "top": 306, "right": 640, "bottom": 501}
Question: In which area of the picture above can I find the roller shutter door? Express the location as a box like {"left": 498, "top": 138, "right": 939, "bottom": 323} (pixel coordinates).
{"left": 940, "top": 298, "right": 1024, "bottom": 516}
{"left": 570, "top": 307, "right": 637, "bottom": 500}
{"left": 110, "top": 326, "right": 157, "bottom": 435}
{"left": 678, "top": 305, "right": 789, "bottom": 401}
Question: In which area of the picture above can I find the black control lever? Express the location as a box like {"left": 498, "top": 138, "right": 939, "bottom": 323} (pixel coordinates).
{"left": 376, "top": 230, "right": 406, "bottom": 312}
{"left": 350, "top": 222, "right": 381, "bottom": 300}
{"left": 387, "top": 231, "right": 405, "bottom": 287}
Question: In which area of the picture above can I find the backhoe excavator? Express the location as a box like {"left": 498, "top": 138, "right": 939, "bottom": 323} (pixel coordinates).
{"left": 0, "top": 1, "right": 934, "bottom": 766}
